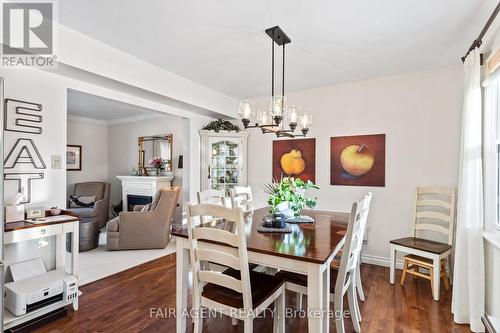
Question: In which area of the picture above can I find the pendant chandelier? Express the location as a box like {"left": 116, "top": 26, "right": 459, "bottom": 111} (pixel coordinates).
{"left": 238, "top": 26, "right": 312, "bottom": 138}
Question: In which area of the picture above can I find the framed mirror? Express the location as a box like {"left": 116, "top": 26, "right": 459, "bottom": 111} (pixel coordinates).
{"left": 138, "top": 134, "right": 173, "bottom": 174}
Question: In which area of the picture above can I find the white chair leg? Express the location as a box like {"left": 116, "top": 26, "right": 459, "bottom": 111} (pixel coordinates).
{"left": 355, "top": 261, "right": 365, "bottom": 302}
{"left": 193, "top": 297, "right": 203, "bottom": 333}
{"left": 432, "top": 256, "right": 441, "bottom": 301}
{"left": 334, "top": 298, "right": 345, "bottom": 333}
{"left": 347, "top": 283, "right": 361, "bottom": 332}
{"left": 232, "top": 317, "right": 238, "bottom": 326}
{"left": 244, "top": 318, "right": 253, "bottom": 333}
{"left": 273, "top": 292, "right": 285, "bottom": 333}
{"left": 353, "top": 285, "right": 362, "bottom": 322}
{"left": 297, "top": 293, "right": 303, "bottom": 310}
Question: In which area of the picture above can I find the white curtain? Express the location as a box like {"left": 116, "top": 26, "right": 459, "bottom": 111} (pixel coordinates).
{"left": 452, "top": 49, "right": 485, "bottom": 332}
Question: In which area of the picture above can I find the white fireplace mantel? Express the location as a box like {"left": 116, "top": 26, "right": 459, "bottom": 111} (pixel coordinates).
{"left": 117, "top": 175, "right": 174, "bottom": 212}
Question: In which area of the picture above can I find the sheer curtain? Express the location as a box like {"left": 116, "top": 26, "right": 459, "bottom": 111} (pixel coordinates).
{"left": 452, "top": 48, "right": 485, "bottom": 332}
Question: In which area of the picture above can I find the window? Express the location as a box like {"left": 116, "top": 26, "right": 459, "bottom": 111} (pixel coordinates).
{"left": 484, "top": 74, "right": 500, "bottom": 231}
{"left": 497, "top": 138, "right": 500, "bottom": 229}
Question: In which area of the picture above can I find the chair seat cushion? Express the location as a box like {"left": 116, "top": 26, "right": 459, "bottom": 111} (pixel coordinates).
{"left": 67, "top": 207, "right": 97, "bottom": 218}
{"left": 106, "top": 217, "right": 120, "bottom": 232}
{"left": 201, "top": 269, "right": 284, "bottom": 310}
{"left": 275, "top": 268, "right": 339, "bottom": 293}
{"left": 390, "top": 237, "right": 452, "bottom": 254}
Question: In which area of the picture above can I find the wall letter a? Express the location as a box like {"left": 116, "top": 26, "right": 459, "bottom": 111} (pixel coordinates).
{"left": 4, "top": 138, "right": 46, "bottom": 169}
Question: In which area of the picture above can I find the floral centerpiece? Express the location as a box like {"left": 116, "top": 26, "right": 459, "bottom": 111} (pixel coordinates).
{"left": 149, "top": 156, "right": 165, "bottom": 176}
{"left": 263, "top": 177, "right": 319, "bottom": 217}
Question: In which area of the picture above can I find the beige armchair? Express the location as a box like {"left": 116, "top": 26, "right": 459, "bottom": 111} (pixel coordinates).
{"left": 106, "top": 187, "right": 180, "bottom": 250}
{"left": 68, "top": 182, "right": 111, "bottom": 229}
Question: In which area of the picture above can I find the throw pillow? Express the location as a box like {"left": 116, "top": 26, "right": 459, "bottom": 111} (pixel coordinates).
{"left": 69, "top": 195, "right": 96, "bottom": 208}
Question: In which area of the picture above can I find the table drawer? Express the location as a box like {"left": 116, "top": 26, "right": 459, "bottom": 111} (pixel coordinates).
{"left": 5, "top": 224, "right": 63, "bottom": 244}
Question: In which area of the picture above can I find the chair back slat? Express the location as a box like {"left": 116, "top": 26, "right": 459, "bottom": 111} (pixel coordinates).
{"left": 195, "top": 248, "right": 241, "bottom": 270}
{"left": 412, "top": 187, "right": 456, "bottom": 245}
{"left": 414, "top": 223, "right": 449, "bottom": 235}
{"left": 415, "top": 211, "right": 452, "bottom": 223}
{"left": 192, "top": 228, "right": 239, "bottom": 247}
{"left": 198, "top": 271, "right": 243, "bottom": 293}
{"left": 417, "top": 199, "right": 451, "bottom": 209}
{"left": 187, "top": 203, "right": 253, "bottom": 310}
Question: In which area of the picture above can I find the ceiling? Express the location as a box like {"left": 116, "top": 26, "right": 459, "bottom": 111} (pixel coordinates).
{"left": 67, "top": 89, "right": 164, "bottom": 122}
{"left": 58, "top": 0, "right": 498, "bottom": 98}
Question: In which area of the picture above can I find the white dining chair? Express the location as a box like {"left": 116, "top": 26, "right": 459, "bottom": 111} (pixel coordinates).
{"left": 275, "top": 194, "right": 371, "bottom": 333}
{"left": 353, "top": 192, "right": 372, "bottom": 318}
{"left": 229, "top": 186, "right": 253, "bottom": 208}
{"left": 197, "top": 189, "right": 227, "bottom": 224}
{"left": 197, "top": 189, "right": 226, "bottom": 205}
{"left": 296, "top": 193, "right": 372, "bottom": 322}
{"left": 187, "top": 203, "right": 286, "bottom": 333}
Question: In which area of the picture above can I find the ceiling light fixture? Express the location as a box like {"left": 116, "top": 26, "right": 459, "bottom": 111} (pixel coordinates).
{"left": 238, "top": 26, "right": 311, "bottom": 138}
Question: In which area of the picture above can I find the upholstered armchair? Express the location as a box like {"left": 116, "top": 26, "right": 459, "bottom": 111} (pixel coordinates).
{"left": 106, "top": 187, "right": 180, "bottom": 250}
{"left": 68, "top": 182, "right": 111, "bottom": 229}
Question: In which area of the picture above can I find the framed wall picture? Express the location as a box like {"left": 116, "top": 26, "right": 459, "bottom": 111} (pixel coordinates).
{"left": 66, "top": 145, "right": 82, "bottom": 171}
{"left": 272, "top": 138, "right": 316, "bottom": 182}
{"left": 330, "top": 134, "right": 385, "bottom": 186}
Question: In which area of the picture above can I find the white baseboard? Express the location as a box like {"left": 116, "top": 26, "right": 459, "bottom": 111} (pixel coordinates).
{"left": 361, "top": 253, "right": 404, "bottom": 270}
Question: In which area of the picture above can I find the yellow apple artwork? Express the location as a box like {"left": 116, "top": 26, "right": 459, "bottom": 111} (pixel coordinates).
{"left": 280, "top": 149, "right": 305, "bottom": 175}
{"left": 340, "top": 144, "right": 375, "bottom": 176}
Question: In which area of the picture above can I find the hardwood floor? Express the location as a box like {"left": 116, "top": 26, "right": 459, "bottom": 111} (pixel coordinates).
{"left": 33, "top": 254, "right": 470, "bottom": 333}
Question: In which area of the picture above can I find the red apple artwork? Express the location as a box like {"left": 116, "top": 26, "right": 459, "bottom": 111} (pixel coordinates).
{"left": 331, "top": 134, "right": 385, "bottom": 186}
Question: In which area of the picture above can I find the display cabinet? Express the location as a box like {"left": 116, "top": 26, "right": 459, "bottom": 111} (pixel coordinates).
{"left": 199, "top": 130, "right": 249, "bottom": 194}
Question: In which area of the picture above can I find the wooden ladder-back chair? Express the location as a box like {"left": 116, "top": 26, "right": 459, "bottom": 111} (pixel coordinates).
{"left": 187, "top": 203, "right": 285, "bottom": 333}
{"left": 390, "top": 187, "right": 456, "bottom": 301}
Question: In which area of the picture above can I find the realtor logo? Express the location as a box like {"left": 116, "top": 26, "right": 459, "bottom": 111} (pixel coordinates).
{"left": 1, "top": 1, "right": 56, "bottom": 68}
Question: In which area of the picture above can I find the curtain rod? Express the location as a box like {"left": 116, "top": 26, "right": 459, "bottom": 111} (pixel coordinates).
{"left": 462, "top": 1, "right": 500, "bottom": 63}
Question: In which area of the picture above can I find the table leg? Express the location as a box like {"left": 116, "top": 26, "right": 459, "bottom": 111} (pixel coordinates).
{"left": 176, "top": 239, "right": 189, "bottom": 333}
{"left": 432, "top": 255, "right": 440, "bottom": 301}
{"left": 389, "top": 245, "right": 396, "bottom": 284}
{"left": 55, "top": 234, "right": 66, "bottom": 271}
{"left": 307, "top": 264, "right": 324, "bottom": 333}
{"left": 322, "top": 266, "right": 330, "bottom": 333}
{"left": 71, "top": 223, "right": 79, "bottom": 311}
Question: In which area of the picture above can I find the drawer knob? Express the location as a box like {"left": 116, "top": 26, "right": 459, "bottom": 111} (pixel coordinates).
{"left": 40, "top": 229, "right": 46, "bottom": 234}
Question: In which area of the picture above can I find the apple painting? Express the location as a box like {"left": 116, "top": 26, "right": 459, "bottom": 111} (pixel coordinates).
{"left": 273, "top": 138, "right": 315, "bottom": 182}
{"left": 280, "top": 149, "right": 306, "bottom": 176}
{"left": 340, "top": 144, "right": 375, "bottom": 178}
{"left": 331, "top": 134, "right": 385, "bottom": 186}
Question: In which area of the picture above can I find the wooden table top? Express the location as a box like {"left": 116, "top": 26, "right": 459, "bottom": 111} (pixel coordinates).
{"left": 172, "top": 207, "right": 349, "bottom": 264}
{"left": 4, "top": 210, "right": 80, "bottom": 232}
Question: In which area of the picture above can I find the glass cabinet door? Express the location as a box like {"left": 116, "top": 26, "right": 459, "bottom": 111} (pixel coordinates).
{"left": 209, "top": 138, "right": 241, "bottom": 194}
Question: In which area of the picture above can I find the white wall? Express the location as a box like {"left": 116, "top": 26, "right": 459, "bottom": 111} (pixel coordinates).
{"left": 247, "top": 66, "right": 463, "bottom": 264}
{"left": 67, "top": 118, "right": 108, "bottom": 195}
{"left": 107, "top": 115, "right": 185, "bottom": 206}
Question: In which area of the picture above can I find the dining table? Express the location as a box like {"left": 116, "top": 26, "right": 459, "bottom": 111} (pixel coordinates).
{"left": 172, "top": 206, "right": 349, "bottom": 333}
